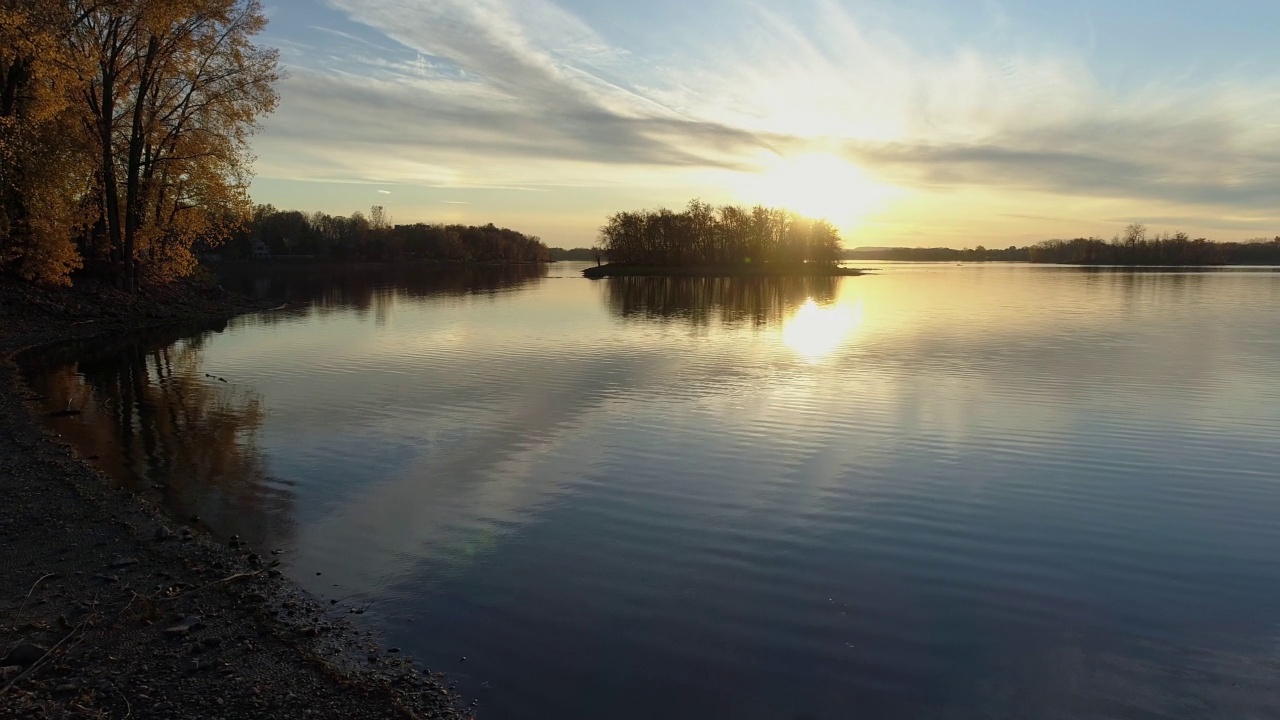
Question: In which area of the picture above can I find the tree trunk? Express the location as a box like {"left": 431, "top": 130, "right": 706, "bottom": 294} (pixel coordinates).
{"left": 123, "top": 36, "right": 158, "bottom": 293}
{"left": 96, "top": 67, "right": 125, "bottom": 289}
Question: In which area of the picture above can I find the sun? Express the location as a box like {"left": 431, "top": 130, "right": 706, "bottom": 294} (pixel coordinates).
{"left": 740, "top": 152, "right": 891, "bottom": 228}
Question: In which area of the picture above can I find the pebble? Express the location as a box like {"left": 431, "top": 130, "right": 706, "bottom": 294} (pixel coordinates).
{"left": 163, "top": 615, "right": 203, "bottom": 637}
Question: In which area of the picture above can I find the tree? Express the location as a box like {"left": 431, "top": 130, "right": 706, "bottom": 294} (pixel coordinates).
{"left": 596, "top": 200, "right": 845, "bottom": 267}
{"left": 70, "top": 0, "right": 279, "bottom": 290}
{"left": 0, "top": 0, "right": 92, "bottom": 284}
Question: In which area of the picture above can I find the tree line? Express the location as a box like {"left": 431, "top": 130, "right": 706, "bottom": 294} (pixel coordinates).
{"left": 549, "top": 247, "right": 597, "bottom": 261}
{"left": 1, "top": 0, "right": 279, "bottom": 289}
{"left": 836, "top": 227, "right": 1280, "bottom": 266}
{"left": 598, "top": 200, "right": 841, "bottom": 267}
{"left": 1028, "top": 225, "right": 1280, "bottom": 265}
{"left": 841, "top": 246, "right": 1030, "bottom": 262}
{"left": 229, "top": 205, "right": 549, "bottom": 263}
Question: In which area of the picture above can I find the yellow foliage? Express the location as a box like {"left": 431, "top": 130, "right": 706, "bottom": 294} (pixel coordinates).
{"left": 2, "top": 0, "right": 278, "bottom": 288}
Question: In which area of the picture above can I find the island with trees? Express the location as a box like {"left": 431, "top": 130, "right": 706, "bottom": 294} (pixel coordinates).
{"left": 583, "top": 200, "right": 862, "bottom": 278}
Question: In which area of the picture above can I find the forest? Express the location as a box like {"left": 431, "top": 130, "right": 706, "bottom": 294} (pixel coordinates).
{"left": 228, "top": 205, "right": 549, "bottom": 263}
{"left": 1027, "top": 225, "right": 1280, "bottom": 265}
{"left": 1, "top": 0, "right": 279, "bottom": 290}
{"left": 549, "top": 247, "right": 598, "bottom": 261}
{"left": 839, "top": 227, "right": 1280, "bottom": 266}
{"left": 597, "top": 200, "right": 842, "bottom": 267}
{"left": 842, "top": 246, "right": 1030, "bottom": 262}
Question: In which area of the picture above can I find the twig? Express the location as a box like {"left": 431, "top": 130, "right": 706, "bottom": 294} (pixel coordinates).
{"left": 116, "top": 685, "right": 132, "bottom": 719}
{"left": 0, "top": 619, "right": 87, "bottom": 696}
{"left": 118, "top": 589, "right": 143, "bottom": 618}
{"left": 3, "top": 573, "right": 56, "bottom": 650}
{"left": 155, "top": 569, "right": 266, "bottom": 603}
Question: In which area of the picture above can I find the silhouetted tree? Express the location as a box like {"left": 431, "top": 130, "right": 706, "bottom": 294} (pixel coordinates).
{"left": 598, "top": 199, "right": 841, "bottom": 267}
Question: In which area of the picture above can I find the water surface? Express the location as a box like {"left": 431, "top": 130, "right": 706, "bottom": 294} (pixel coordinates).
{"left": 25, "top": 263, "right": 1280, "bottom": 719}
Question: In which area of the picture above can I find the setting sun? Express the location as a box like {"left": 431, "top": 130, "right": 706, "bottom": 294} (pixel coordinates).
{"left": 740, "top": 153, "right": 893, "bottom": 229}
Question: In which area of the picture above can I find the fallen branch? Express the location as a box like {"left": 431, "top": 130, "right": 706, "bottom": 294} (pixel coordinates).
{"left": 2, "top": 573, "right": 56, "bottom": 651}
{"left": 0, "top": 619, "right": 87, "bottom": 696}
{"left": 155, "top": 569, "right": 266, "bottom": 603}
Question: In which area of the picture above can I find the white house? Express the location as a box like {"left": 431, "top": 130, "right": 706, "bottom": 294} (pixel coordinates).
{"left": 252, "top": 240, "right": 270, "bottom": 259}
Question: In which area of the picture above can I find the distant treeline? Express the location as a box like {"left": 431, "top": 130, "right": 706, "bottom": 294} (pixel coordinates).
{"left": 1027, "top": 225, "right": 1280, "bottom": 265}
{"left": 599, "top": 200, "right": 841, "bottom": 267}
{"left": 549, "top": 247, "right": 598, "bottom": 261}
{"left": 841, "top": 246, "right": 1029, "bottom": 262}
{"left": 225, "top": 205, "right": 549, "bottom": 263}
{"left": 843, "top": 226, "right": 1280, "bottom": 266}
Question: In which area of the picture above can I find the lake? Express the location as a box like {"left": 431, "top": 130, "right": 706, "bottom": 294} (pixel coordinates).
{"left": 23, "top": 262, "right": 1280, "bottom": 719}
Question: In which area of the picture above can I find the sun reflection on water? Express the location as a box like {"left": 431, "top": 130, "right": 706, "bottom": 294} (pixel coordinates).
{"left": 782, "top": 299, "right": 862, "bottom": 362}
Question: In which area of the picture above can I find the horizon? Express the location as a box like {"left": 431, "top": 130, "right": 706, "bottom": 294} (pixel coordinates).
{"left": 248, "top": 0, "right": 1280, "bottom": 249}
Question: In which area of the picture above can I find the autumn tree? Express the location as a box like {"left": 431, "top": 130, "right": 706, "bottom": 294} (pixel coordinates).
{"left": 0, "top": 0, "right": 92, "bottom": 284}
{"left": 69, "top": 0, "right": 279, "bottom": 290}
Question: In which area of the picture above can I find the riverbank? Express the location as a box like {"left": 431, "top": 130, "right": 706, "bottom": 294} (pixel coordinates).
{"left": 0, "top": 278, "right": 471, "bottom": 719}
{"left": 582, "top": 263, "right": 864, "bottom": 278}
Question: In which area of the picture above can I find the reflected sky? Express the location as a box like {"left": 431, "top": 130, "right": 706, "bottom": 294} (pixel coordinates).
{"left": 24, "top": 262, "right": 1280, "bottom": 720}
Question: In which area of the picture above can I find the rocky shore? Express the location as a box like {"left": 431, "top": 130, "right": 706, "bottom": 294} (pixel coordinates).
{"left": 0, "top": 279, "right": 471, "bottom": 719}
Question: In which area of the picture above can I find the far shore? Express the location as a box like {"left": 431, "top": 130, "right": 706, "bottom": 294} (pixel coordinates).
{"left": 583, "top": 263, "right": 865, "bottom": 279}
{"left": 208, "top": 256, "right": 547, "bottom": 266}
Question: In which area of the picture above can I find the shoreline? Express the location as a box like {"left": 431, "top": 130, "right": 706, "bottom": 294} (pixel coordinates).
{"left": 582, "top": 263, "right": 865, "bottom": 278}
{"left": 0, "top": 280, "right": 471, "bottom": 719}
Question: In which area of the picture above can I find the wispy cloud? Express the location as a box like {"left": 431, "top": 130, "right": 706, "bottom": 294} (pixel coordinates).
{"left": 251, "top": 0, "right": 1280, "bottom": 242}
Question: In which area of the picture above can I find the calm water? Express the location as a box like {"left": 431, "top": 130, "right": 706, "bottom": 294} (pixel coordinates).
{"left": 25, "top": 263, "right": 1280, "bottom": 719}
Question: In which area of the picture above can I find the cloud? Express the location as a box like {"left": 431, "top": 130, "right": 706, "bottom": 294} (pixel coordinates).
{"left": 256, "top": 68, "right": 783, "bottom": 188}
{"left": 377, "top": 189, "right": 392, "bottom": 194}
{"left": 251, "top": 0, "right": 1280, "bottom": 226}
{"left": 842, "top": 104, "right": 1280, "bottom": 211}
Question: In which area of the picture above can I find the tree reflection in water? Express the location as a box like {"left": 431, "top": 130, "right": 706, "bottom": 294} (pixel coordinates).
{"left": 26, "top": 320, "right": 290, "bottom": 552}
{"left": 605, "top": 275, "right": 839, "bottom": 327}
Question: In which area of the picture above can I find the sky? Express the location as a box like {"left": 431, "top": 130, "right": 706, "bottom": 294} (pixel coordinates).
{"left": 249, "top": 0, "right": 1280, "bottom": 248}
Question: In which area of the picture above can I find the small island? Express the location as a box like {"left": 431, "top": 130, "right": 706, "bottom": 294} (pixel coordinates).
{"left": 583, "top": 200, "right": 861, "bottom": 278}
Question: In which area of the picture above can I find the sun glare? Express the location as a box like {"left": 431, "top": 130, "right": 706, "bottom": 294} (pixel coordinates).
{"left": 741, "top": 153, "right": 892, "bottom": 228}
{"left": 782, "top": 299, "right": 862, "bottom": 362}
